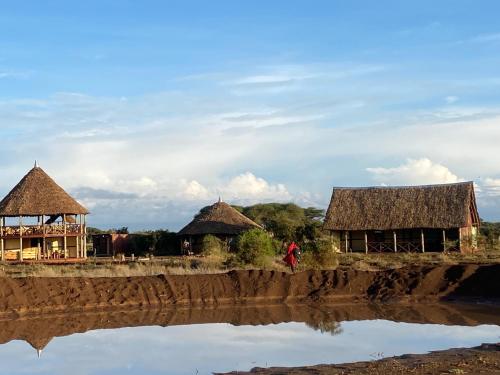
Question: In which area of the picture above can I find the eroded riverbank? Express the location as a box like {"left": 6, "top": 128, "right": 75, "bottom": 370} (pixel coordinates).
{"left": 0, "top": 264, "right": 499, "bottom": 317}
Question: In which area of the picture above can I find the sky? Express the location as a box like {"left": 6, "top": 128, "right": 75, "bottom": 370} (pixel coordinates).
{"left": 0, "top": 0, "right": 499, "bottom": 230}
{"left": 1, "top": 320, "right": 500, "bottom": 374}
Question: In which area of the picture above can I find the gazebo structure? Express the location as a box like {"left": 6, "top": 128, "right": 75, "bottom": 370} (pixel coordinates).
{"left": 178, "top": 199, "right": 261, "bottom": 253}
{"left": 323, "top": 182, "right": 480, "bottom": 254}
{"left": 0, "top": 164, "right": 89, "bottom": 261}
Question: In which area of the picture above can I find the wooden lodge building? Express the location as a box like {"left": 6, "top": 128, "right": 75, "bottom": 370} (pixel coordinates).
{"left": 323, "top": 182, "right": 480, "bottom": 253}
{"left": 178, "top": 199, "right": 261, "bottom": 253}
{"left": 0, "top": 165, "right": 89, "bottom": 261}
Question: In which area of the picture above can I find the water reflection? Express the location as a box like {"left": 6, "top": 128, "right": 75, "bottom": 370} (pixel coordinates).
{"left": 0, "top": 303, "right": 499, "bottom": 375}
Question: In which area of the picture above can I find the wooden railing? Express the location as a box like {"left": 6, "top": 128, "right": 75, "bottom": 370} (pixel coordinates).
{"left": 367, "top": 241, "right": 423, "bottom": 253}
{"left": 0, "top": 224, "right": 83, "bottom": 238}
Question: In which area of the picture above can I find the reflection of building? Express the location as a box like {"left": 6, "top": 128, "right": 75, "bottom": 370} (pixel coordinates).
{"left": 323, "top": 182, "right": 480, "bottom": 253}
{"left": 178, "top": 199, "right": 261, "bottom": 253}
{"left": 0, "top": 164, "right": 89, "bottom": 261}
{"left": 92, "top": 233, "right": 131, "bottom": 256}
{"left": 27, "top": 337, "right": 52, "bottom": 358}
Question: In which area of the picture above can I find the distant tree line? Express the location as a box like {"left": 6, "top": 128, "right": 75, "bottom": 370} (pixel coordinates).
{"left": 480, "top": 221, "right": 500, "bottom": 251}
{"left": 87, "top": 203, "right": 331, "bottom": 262}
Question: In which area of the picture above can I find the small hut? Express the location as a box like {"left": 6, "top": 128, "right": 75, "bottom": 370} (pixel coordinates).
{"left": 178, "top": 199, "right": 261, "bottom": 253}
{"left": 323, "top": 182, "right": 480, "bottom": 253}
{"left": 92, "top": 233, "right": 131, "bottom": 257}
{"left": 0, "top": 164, "right": 89, "bottom": 261}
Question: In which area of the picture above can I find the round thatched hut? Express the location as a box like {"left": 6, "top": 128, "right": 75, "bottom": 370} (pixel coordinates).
{"left": 178, "top": 199, "right": 261, "bottom": 254}
{"left": 0, "top": 164, "right": 89, "bottom": 261}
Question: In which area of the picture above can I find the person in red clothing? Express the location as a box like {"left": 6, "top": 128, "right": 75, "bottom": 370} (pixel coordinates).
{"left": 283, "top": 241, "right": 301, "bottom": 272}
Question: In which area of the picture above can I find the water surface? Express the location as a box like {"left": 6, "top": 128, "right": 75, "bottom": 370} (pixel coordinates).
{"left": 1, "top": 303, "right": 499, "bottom": 375}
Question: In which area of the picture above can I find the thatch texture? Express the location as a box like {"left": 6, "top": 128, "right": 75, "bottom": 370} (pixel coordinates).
{"left": 178, "top": 201, "right": 261, "bottom": 236}
{"left": 323, "top": 182, "right": 479, "bottom": 231}
{"left": 0, "top": 167, "right": 88, "bottom": 217}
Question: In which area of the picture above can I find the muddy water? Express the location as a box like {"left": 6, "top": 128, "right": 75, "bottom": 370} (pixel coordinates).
{"left": 0, "top": 303, "right": 499, "bottom": 375}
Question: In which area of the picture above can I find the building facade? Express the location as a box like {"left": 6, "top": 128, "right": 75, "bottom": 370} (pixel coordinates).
{"left": 323, "top": 182, "right": 480, "bottom": 253}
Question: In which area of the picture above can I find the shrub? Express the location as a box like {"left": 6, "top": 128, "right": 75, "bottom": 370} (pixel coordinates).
{"left": 300, "top": 238, "right": 338, "bottom": 269}
{"left": 200, "top": 235, "right": 226, "bottom": 257}
{"left": 235, "top": 229, "right": 275, "bottom": 268}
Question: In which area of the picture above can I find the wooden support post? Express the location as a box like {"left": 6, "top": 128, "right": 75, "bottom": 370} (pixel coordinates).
{"left": 0, "top": 217, "right": 4, "bottom": 261}
{"left": 345, "top": 231, "right": 349, "bottom": 253}
{"left": 19, "top": 216, "right": 23, "bottom": 261}
{"left": 393, "top": 231, "right": 397, "bottom": 253}
{"left": 76, "top": 235, "right": 80, "bottom": 259}
{"left": 83, "top": 215, "right": 87, "bottom": 259}
{"left": 421, "top": 229, "right": 425, "bottom": 253}
{"left": 443, "top": 229, "right": 447, "bottom": 251}
{"left": 63, "top": 214, "right": 67, "bottom": 258}
{"left": 458, "top": 228, "right": 462, "bottom": 253}
{"left": 364, "top": 231, "right": 368, "bottom": 254}
{"left": 42, "top": 214, "right": 46, "bottom": 260}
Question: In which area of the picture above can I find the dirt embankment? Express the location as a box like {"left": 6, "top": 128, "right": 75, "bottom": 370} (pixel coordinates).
{"left": 218, "top": 343, "right": 500, "bottom": 375}
{"left": 0, "top": 264, "right": 499, "bottom": 317}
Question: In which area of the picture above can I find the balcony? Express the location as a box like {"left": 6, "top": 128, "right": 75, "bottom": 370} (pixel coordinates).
{"left": 0, "top": 224, "right": 84, "bottom": 239}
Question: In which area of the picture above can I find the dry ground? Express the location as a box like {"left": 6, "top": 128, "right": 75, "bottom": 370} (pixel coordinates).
{"left": 218, "top": 343, "right": 500, "bottom": 375}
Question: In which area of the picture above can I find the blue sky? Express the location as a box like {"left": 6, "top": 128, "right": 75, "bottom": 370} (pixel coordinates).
{"left": 1, "top": 1, "right": 499, "bottom": 229}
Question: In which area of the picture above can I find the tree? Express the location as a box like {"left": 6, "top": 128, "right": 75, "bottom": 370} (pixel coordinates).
{"left": 234, "top": 229, "right": 275, "bottom": 267}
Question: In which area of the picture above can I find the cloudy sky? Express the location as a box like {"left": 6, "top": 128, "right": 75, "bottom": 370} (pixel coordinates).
{"left": 1, "top": 1, "right": 499, "bottom": 230}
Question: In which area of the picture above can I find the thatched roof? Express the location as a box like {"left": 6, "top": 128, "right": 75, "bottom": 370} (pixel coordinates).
{"left": 178, "top": 200, "right": 261, "bottom": 236}
{"left": 0, "top": 167, "right": 89, "bottom": 217}
{"left": 323, "top": 182, "right": 479, "bottom": 231}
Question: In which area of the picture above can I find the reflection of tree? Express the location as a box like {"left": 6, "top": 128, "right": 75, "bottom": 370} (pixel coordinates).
{"left": 306, "top": 320, "right": 343, "bottom": 336}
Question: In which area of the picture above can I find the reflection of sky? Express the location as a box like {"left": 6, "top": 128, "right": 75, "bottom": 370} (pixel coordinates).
{"left": 1, "top": 321, "right": 500, "bottom": 375}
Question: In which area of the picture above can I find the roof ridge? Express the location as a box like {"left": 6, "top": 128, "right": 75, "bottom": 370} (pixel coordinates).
{"left": 332, "top": 181, "right": 474, "bottom": 190}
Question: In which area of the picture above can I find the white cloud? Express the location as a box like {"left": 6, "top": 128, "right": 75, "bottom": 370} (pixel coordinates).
{"left": 367, "top": 158, "right": 463, "bottom": 186}
{"left": 231, "top": 74, "right": 315, "bottom": 85}
{"left": 181, "top": 180, "right": 210, "bottom": 200}
{"left": 0, "top": 70, "right": 32, "bottom": 80}
{"left": 482, "top": 178, "right": 500, "bottom": 197}
{"left": 470, "top": 33, "right": 500, "bottom": 43}
{"left": 222, "top": 172, "right": 292, "bottom": 202}
{"left": 445, "top": 96, "right": 459, "bottom": 104}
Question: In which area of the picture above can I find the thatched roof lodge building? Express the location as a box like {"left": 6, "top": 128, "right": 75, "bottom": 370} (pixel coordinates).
{"left": 323, "top": 182, "right": 480, "bottom": 253}
{"left": 178, "top": 199, "right": 261, "bottom": 253}
{"left": 0, "top": 164, "right": 88, "bottom": 261}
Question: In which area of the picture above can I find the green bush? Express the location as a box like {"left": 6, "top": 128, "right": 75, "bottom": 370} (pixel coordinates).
{"left": 301, "top": 238, "right": 338, "bottom": 269}
{"left": 235, "top": 229, "right": 275, "bottom": 267}
{"left": 200, "top": 235, "right": 226, "bottom": 257}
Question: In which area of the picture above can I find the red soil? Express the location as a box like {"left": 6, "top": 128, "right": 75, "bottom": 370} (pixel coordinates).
{"left": 0, "top": 264, "right": 498, "bottom": 317}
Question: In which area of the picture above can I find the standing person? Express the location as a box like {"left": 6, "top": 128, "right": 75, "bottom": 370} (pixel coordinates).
{"left": 284, "top": 241, "right": 300, "bottom": 272}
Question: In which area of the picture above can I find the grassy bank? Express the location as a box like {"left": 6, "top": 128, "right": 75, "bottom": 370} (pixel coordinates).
{"left": 1, "top": 250, "right": 499, "bottom": 278}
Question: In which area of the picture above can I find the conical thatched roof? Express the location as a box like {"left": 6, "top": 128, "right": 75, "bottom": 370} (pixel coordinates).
{"left": 0, "top": 167, "right": 88, "bottom": 216}
{"left": 178, "top": 200, "right": 261, "bottom": 236}
{"left": 323, "top": 182, "right": 479, "bottom": 231}
{"left": 26, "top": 337, "right": 53, "bottom": 352}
